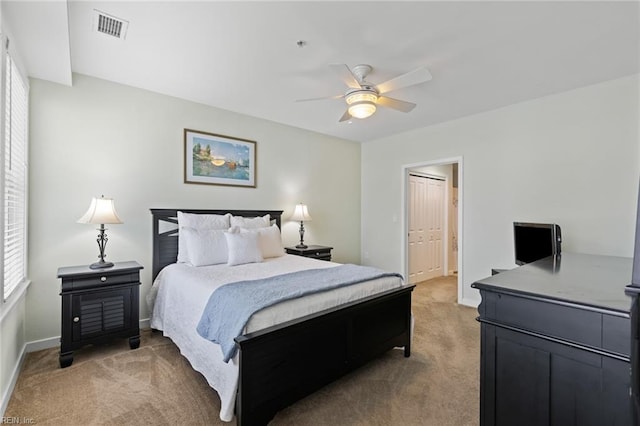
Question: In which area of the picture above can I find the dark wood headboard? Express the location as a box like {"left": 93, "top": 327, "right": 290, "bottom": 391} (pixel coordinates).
{"left": 150, "top": 209, "right": 283, "bottom": 280}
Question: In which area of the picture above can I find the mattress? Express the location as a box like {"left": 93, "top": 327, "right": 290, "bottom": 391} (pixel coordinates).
{"left": 148, "top": 254, "right": 403, "bottom": 422}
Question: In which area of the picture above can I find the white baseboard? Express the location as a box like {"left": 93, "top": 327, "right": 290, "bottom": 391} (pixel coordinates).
{"left": 139, "top": 318, "right": 150, "bottom": 330}
{"left": 24, "top": 318, "right": 151, "bottom": 353}
{"left": 25, "top": 336, "right": 59, "bottom": 353}
{"left": 0, "top": 343, "right": 26, "bottom": 416}
{"left": 460, "top": 296, "right": 479, "bottom": 308}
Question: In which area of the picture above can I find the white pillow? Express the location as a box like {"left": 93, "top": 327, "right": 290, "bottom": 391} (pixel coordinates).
{"left": 225, "top": 231, "right": 263, "bottom": 266}
{"left": 182, "top": 227, "right": 228, "bottom": 266}
{"left": 177, "top": 212, "right": 230, "bottom": 263}
{"left": 230, "top": 214, "right": 270, "bottom": 229}
{"left": 240, "top": 224, "right": 284, "bottom": 259}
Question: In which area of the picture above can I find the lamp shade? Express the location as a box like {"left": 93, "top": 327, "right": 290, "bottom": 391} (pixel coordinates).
{"left": 290, "top": 203, "right": 312, "bottom": 222}
{"left": 77, "top": 196, "right": 123, "bottom": 225}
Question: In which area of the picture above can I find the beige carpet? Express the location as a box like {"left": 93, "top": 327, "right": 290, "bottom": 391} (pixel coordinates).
{"left": 5, "top": 276, "right": 479, "bottom": 425}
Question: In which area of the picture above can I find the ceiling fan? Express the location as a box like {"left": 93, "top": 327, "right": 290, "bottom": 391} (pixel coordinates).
{"left": 297, "top": 63, "right": 432, "bottom": 122}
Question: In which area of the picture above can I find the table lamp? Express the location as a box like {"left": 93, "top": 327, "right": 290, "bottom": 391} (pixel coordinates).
{"left": 77, "top": 195, "right": 123, "bottom": 269}
{"left": 290, "top": 203, "right": 312, "bottom": 249}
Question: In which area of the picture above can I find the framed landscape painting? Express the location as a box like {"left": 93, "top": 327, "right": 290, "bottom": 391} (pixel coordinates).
{"left": 184, "top": 129, "right": 256, "bottom": 188}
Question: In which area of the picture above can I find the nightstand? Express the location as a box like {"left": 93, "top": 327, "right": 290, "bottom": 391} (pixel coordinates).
{"left": 57, "top": 261, "right": 143, "bottom": 368}
{"left": 285, "top": 245, "right": 333, "bottom": 261}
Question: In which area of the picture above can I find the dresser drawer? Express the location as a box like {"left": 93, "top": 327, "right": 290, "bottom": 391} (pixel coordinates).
{"left": 482, "top": 291, "right": 630, "bottom": 356}
{"left": 603, "top": 314, "right": 631, "bottom": 356}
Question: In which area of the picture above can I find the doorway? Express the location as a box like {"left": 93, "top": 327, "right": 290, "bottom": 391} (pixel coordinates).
{"left": 403, "top": 158, "right": 463, "bottom": 302}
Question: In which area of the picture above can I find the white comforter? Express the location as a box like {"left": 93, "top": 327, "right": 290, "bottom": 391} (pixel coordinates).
{"left": 148, "top": 255, "right": 403, "bottom": 422}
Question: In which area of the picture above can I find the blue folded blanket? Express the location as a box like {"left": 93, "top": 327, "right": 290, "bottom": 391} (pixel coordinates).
{"left": 196, "top": 264, "right": 403, "bottom": 362}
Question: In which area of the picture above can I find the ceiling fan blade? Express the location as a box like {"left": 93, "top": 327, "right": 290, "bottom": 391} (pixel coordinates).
{"left": 339, "top": 110, "right": 352, "bottom": 122}
{"left": 329, "top": 63, "right": 362, "bottom": 90}
{"left": 375, "top": 67, "right": 432, "bottom": 95}
{"left": 377, "top": 96, "right": 417, "bottom": 113}
{"left": 295, "top": 94, "right": 344, "bottom": 103}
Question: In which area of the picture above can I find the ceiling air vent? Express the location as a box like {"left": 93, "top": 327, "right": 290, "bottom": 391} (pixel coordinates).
{"left": 93, "top": 10, "right": 129, "bottom": 40}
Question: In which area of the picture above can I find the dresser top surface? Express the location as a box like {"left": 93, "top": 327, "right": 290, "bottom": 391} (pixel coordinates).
{"left": 473, "top": 253, "right": 633, "bottom": 312}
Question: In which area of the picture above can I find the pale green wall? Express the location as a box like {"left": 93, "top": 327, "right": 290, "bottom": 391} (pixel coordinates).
{"left": 362, "top": 74, "right": 640, "bottom": 306}
{"left": 26, "top": 74, "right": 361, "bottom": 342}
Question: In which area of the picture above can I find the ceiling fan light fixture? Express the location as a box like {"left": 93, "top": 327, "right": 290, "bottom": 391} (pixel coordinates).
{"left": 346, "top": 91, "right": 378, "bottom": 119}
{"left": 297, "top": 63, "right": 433, "bottom": 123}
{"left": 345, "top": 91, "right": 378, "bottom": 105}
{"left": 348, "top": 101, "right": 377, "bottom": 119}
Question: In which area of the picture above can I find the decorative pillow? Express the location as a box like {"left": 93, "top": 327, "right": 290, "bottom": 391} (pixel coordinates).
{"left": 240, "top": 224, "right": 284, "bottom": 259}
{"left": 225, "top": 231, "right": 263, "bottom": 266}
{"left": 181, "top": 227, "right": 228, "bottom": 266}
{"left": 230, "top": 214, "right": 270, "bottom": 229}
{"left": 177, "top": 212, "right": 231, "bottom": 263}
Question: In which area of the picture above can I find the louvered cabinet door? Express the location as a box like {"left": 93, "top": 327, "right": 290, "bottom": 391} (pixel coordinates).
{"left": 71, "top": 288, "right": 132, "bottom": 341}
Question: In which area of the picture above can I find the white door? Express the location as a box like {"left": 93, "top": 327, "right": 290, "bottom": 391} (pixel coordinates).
{"left": 408, "top": 175, "right": 427, "bottom": 284}
{"left": 425, "top": 178, "right": 445, "bottom": 280}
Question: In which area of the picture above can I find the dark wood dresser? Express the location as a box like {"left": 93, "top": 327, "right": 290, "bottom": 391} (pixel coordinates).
{"left": 58, "top": 261, "right": 143, "bottom": 368}
{"left": 472, "top": 253, "right": 633, "bottom": 426}
{"left": 626, "top": 281, "right": 640, "bottom": 424}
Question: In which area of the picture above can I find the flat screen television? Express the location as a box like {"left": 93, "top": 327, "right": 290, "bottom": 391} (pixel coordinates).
{"left": 514, "top": 222, "right": 562, "bottom": 265}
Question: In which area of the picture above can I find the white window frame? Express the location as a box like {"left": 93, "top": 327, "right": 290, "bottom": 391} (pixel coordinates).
{"left": 0, "top": 34, "right": 30, "bottom": 320}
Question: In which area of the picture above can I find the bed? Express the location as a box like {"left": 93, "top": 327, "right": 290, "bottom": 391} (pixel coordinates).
{"left": 149, "top": 208, "right": 414, "bottom": 425}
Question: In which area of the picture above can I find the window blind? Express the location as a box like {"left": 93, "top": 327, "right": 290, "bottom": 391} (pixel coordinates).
{"left": 3, "top": 52, "right": 28, "bottom": 301}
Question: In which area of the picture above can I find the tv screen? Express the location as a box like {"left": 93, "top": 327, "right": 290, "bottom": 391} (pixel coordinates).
{"left": 514, "top": 222, "right": 562, "bottom": 265}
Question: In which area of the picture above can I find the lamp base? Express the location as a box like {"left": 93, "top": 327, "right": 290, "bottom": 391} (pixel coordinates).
{"left": 89, "top": 260, "right": 114, "bottom": 269}
{"left": 295, "top": 244, "right": 308, "bottom": 249}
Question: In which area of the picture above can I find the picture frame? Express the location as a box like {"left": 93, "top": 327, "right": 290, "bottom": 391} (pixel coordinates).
{"left": 184, "top": 129, "right": 256, "bottom": 188}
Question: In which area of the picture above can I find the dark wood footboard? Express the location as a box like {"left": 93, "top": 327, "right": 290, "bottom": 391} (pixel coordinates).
{"left": 235, "top": 284, "right": 414, "bottom": 426}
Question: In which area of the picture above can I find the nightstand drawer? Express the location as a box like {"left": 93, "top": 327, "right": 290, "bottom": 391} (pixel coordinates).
{"left": 64, "top": 271, "right": 139, "bottom": 291}
{"left": 285, "top": 245, "right": 333, "bottom": 261}
{"left": 307, "top": 250, "right": 331, "bottom": 260}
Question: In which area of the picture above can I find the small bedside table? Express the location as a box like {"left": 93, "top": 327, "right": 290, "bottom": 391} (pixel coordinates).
{"left": 57, "top": 261, "right": 143, "bottom": 368}
{"left": 285, "top": 245, "right": 333, "bottom": 261}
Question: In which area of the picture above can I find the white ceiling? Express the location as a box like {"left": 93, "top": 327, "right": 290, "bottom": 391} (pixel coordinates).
{"left": 4, "top": 1, "right": 640, "bottom": 143}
